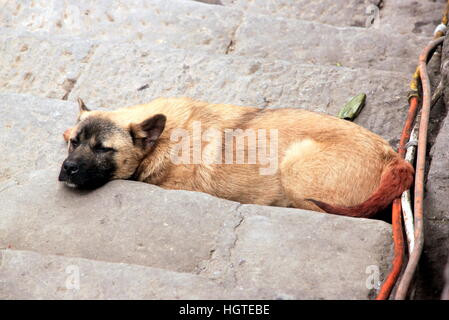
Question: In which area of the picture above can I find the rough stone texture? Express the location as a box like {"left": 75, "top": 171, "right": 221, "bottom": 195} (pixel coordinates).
{"left": 0, "top": 0, "right": 428, "bottom": 73}
{"left": 219, "top": 0, "right": 445, "bottom": 36}
{"left": 0, "top": 93, "right": 394, "bottom": 299}
{"left": 380, "top": 0, "right": 446, "bottom": 36}
{"left": 416, "top": 114, "right": 449, "bottom": 299}
{"left": 232, "top": 14, "right": 427, "bottom": 74}
{"left": 443, "top": 256, "right": 449, "bottom": 299}
{"left": 0, "top": 0, "right": 241, "bottom": 54}
{"left": 0, "top": 29, "right": 97, "bottom": 100}
{"left": 426, "top": 114, "right": 449, "bottom": 222}
{"left": 0, "top": 249, "right": 250, "bottom": 300}
{"left": 0, "top": 93, "right": 77, "bottom": 183}
{"left": 227, "top": 205, "right": 393, "bottom": 300}
{"left": 220, "top": 0, "right": 380, "bottom": 28}
{"left": 0, "top": 33, "right": 410, "bottom": 144}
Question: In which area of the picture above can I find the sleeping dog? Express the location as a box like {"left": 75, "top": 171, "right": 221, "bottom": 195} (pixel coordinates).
{"left": 59, "top": 97, "right": 413, "bottom": 218}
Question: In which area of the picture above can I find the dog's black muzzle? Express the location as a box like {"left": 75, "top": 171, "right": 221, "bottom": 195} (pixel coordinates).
{"left": 58, "top": 158, "right": 113, "bottom": 189}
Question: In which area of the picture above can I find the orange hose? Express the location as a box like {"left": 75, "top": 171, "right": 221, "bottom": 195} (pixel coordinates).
{"left": 376, "top": 0, "right": 448, "bottom": 301}
{"left": 376, "top": 199, "right": 405, "bottom": 300}
{"left": 395, "top": 36, "right": 444, "bottom": 299}
{"left": 375, "top": 96, "right": 419, "bottom": 300}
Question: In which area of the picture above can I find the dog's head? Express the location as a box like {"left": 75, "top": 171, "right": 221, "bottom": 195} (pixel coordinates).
{"left": 58, "top": 99, "right": 166, "bottom": 189}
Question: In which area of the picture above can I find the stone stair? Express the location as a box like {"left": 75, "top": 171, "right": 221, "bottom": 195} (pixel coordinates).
{"left": 0, "top": 0, "right": 447, "bottom": 299}
{"left": 216, "top": 0, "right": 444, "bottom": 35}
{"left": 0, "top": 249, "right": 250, "bottom": 300}
{"left": 0, "top": 0, "right": 431, "bottom": 73}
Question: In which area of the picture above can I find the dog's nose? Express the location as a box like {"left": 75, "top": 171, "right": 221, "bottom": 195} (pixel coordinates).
{"left": 63, "top": 161, "right": 79, "bottom": 176}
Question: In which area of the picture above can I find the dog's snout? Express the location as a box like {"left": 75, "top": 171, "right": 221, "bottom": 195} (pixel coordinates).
{"left": 63, "top": 161, "right": 79, "bottom": 176}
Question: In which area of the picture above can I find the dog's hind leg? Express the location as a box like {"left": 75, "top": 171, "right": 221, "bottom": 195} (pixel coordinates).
{"left": 279, "top": 139, "right": 384, "bottom": 215}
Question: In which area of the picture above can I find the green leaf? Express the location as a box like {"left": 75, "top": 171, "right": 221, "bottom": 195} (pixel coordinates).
{"left": 337, "top": 93, "right": 366, "bottom": 121}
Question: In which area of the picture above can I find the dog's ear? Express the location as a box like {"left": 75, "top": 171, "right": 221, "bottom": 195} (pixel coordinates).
{"left": 77, "top": 98, "right": 90, "bottom": 120}
{"left": 130, "top": 114, "right": 166, "bottom": 149}
{"left": 62, "top": 98, "right": 90, "bottom": 143}
{"left": 63, "top": 128, "right": 72, "bottom": 142}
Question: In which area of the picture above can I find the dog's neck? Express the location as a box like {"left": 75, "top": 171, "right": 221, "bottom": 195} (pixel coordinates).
{"left": 131, "top": 136, "right": 172, "bottom": 184}
{"left": 119, "top": 98, "right": 194, "bottom": 184}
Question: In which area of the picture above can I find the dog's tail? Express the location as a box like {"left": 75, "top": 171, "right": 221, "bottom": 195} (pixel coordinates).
{"left": 307, "top": 157, "right": 414, "bottom": 218}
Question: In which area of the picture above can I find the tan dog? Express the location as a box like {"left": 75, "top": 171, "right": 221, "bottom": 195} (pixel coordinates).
{"left": 59, "top": 97, "right": 414, "bottom": 218}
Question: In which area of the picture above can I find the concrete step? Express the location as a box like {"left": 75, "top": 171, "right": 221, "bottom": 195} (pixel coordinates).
{"left": 213, "top": 0, "right": 444, "bottom": 37}
{"left": 0, "top": 0, "right": 428, "bottom": 73}
{"left": 0, "top": 93, "right": 393, "bottom": 299}
{"left": 0, "top": 30, "right": 410, "bottom": 144}
{"left": 0, "top": 249, "right": 250, "bottom": 299}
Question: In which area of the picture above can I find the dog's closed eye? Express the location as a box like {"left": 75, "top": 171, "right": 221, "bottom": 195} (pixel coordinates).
{"left": 70, "top": 139, "right": 79, "bottom": 148}
{"left": 94, "top": 144, "right": 115, "bottom": 153}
